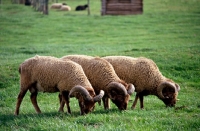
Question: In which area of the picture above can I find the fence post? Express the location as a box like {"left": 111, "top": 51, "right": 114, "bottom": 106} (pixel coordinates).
{"left": 43, "top": 0, "right": 48, "bottom": 15}
{"left": 87, "top": 0, "right": 90, "bottom": 15}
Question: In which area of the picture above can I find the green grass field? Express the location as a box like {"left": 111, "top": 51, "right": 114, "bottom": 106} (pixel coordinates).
{"left": 0, "top": 0, "right": 200, "bottom": 130}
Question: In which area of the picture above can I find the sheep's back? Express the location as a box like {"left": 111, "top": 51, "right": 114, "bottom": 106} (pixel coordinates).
{"left": 87, "top": 58, "right": 121, "bottom": 90}
{"left": 61, "top": 55, "right": 121, "bottom": 91}
{"left": 104, "top": 56, "right": 164, "bottom": 92}
{"left": 20, "top": 55, "right": 92, "bottom": 92}
{"left": 50, "top": 3, "right": 63, "bottom": 9}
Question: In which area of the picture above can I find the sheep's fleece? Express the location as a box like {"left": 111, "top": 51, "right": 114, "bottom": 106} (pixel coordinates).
{"left": 15, "top": 55, "right": 104, "bottom": 115}
{"left": 61, "top": 55, "right": 135, "bottom": 110}
{"left": 103, "top": 56, "right": 180, "bottom": 109}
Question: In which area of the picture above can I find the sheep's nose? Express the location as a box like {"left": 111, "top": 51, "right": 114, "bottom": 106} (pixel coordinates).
{"left": 119, "top": 106, "right": 126, "bottom": 110}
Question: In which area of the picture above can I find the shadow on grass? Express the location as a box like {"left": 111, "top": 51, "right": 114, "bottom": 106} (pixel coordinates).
{"left": 0, "top": 108, "right": 121, "bottom": 126}
{"left": 93, "top": 108, "right": 123, "bottom": 115}
{"left": 124, "top": 48, "right": 156, "bottom": 53}
{"left": 18, "top": 47, "right": 48, "bottom": 55}
{"left": 0, "top": 112, "right": 63, "bottom": 125}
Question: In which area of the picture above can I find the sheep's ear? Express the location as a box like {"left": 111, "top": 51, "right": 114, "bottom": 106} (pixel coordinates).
{"left": 127, "top": 84, "right": 135, "bottom": 95}
{"left": 88, "top": 90, "right": 95, "bottom": 97}
{"left": 175, "top": 83, "right": 180, "bottom": 92}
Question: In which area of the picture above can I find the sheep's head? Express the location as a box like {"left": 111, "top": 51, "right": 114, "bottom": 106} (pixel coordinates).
{"left": 78, "top": 98, "right": 96, "bottom": 115}
{"left": 157, "top": 81, "right": 180, "bottom": 107}
{"left": 69, "top": 86, "right": 104, "bottom": 115}
{"left": 107, "top": 82, "right": 135, "bottom": 110}
{"left": 84, "top": 4, "right": 88, "bottom": 8}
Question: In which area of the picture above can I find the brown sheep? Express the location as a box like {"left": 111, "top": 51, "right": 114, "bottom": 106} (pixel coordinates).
{"left": 103, "top": 56, "right": 180, "bottom": 109}
{"left": 14, "top": 55, "right": 104, "bottom": 115}
{"left": 60, "top": 55, "right": 135, "bottom": 110}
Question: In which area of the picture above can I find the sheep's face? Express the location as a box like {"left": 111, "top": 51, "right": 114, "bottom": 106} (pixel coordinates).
{"left": 80, "top": 100, "right": 95, "bottom": 115}
{"left": 162, "top": 92, "right": 178, "bottom": 107}
{"left": 110, "top": 94, "right": 130, "bottom": 110}
{"left": 159, "top": 81, "right": 180, "bottom": 107}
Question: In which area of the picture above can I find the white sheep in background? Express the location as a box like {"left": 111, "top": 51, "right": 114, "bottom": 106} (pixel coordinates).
{"left": 103, "top": 56, "right": 180, "bottom": 109}
{"left": 14, "top": 55, "right": 104, "bottom": 115}
{"left": 61, "top": 55, "right": 135, "bottom": 111}
{"left": 59, "top": 5, "right": 71, "bottom": 11}
{"left": 50, "top": 3, "right": 66, "bottom": 9}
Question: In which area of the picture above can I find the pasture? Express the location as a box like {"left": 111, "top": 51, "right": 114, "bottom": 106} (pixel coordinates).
{"left": 0, "top": 0, "right": 200, "bottom": 130}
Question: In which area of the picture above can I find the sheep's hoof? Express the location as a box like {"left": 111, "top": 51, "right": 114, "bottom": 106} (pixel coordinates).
{"left": 36, "top": 111, "right": 42, "bottom": 114}
{"left": 58, "top": 109, "right": 64, "bottom": 112}
{"left": 131, "top": 106, "right": 135, "bottom": 110}
{"left": 14, "top": 112, "right": 18, "bottom": 116}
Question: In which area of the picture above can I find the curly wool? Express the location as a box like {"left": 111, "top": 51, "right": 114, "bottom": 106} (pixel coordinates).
{"left": 20, "top": 55, "right": 94, "bottom": 94}
{"left": 61, "top": 55, "right": 125, "bottom": 93}
{"left": 103, "top": 56, "right": 166, "bottom": 94}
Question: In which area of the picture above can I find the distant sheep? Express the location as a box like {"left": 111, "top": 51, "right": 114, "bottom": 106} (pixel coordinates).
{"left": 103, "top": 56, "right": 180, "bottom": 109}
{"left": 75, "top": 4, "right": 88, "bottom": 11}
{"left": 25, "top": 0, "right": 31, "bottom": 6}
{"left": 61, "top": 55, "right": 135, "bottom": 110}
{"left": 60, "top": 5, "right": 71, "bottom": 11}
{"left": 50, "top": 3, "right": 67, "bottom": 9}
{"left": 14, "top": 55, "right": 104, "bottom": 115}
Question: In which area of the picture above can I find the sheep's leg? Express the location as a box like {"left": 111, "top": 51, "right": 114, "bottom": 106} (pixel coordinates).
{"left": 14, "top": 89, "right": 28, "bottom": 115}
{"left": 78, "top": 101, "right": 85, "bottom": 115}
{"left": 103, "top": 96, "right": 110, "bottom": 110}
{"left": 58, "top": 93, "right": 65, "bottom": 112}
{"left": 95, "top": 90, "right": 101, "bottom": 106}
{"left": 61, "top": 91, "right": 71, "bottom": 114}
{"left": 98, "top": 100, "right": 101, "bottom": 106}
{"left": 139, "top": 95, "right": 144, "bottom": 109}
{"left": 58, "top": 93, "right": 62, "bottom": 104}
{"left": 131, "top": 92, "right": 139, "bottom": 109}
{"left": 29, "top": 89, "right": 41, "bottom": 114}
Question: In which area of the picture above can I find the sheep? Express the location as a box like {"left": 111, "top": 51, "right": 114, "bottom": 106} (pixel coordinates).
{"left": 25, "top": 0, "right": 31, "bottom": 6}
{"left": 75, "top": 4, "right": 88, "bottom": 11}
{"left": 103, "top": 56, "right": 180, "bottom": 109}
{"left": 59, "top": 5, "right": 71, "bottom": 11}
{"left": 14, "top": 55, "right": 104, "bottom": 115}
{"left": 60, "top": 55, "right": 135, "bottom": 111}
{"left": 50, "top": 3, "right": 67, "bottom": 9}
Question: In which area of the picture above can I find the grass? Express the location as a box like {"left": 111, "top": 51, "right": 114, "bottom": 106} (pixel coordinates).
{"left": 0, "top": 0, "right": 200, "bottom": 130}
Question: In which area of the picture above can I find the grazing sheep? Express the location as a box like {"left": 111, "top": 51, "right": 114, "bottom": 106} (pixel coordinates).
{"left": 50, "top": 3, "right": 66, "bottom": 9}
{"left": 75, "top": 4, "right": 88, "bottom": 11}
{"left": 61, "top": 55, "right": 135, "bottom": 110}
{"left": 60, "top": 5, "right": 71, "bottom": 11}
{"left": 14, "top": 55, "right": 104, "bottom": 115}
{"left": 103, "top": 56, "right": 180, "bottom": 109}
